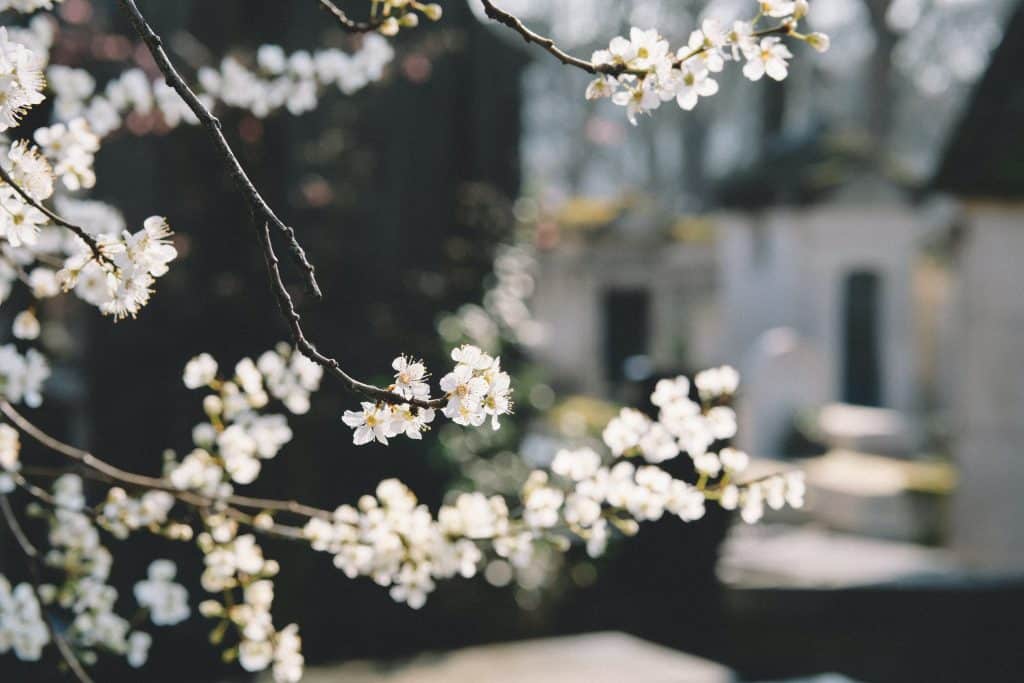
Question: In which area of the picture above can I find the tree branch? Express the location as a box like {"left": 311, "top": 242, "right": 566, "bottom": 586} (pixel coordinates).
{"left": 256, "top": 222, "right": 446, "bottom": 409}
{"left": 116, "top": 0, "right": 322, "bottom": 299}
{"left": 480, "top": 0, "right": 794, "bottom": 77}
{"left": 0, "top": 400, "right": 333, "bottom": 521}
{"left": 0, "top": 165, "right": 111, "bottom": 268}
{"left": 1, "top": 493, "right": 38, "bottom": 557}
{"left": 316, "top": 0, "right": 382, "bottom": 33}
{"left": 479, "top": 0, "right": 608, "bottom": 75}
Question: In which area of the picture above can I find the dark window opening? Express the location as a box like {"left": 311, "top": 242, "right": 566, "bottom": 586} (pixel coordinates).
{"left": 604, "top": 288, "right": 651, "bottom": 386}
{"left": 841, "top": 270, "right": 883, "bottom": 406}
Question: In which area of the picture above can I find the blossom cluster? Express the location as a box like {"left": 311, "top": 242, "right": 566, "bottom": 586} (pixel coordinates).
{"left": 2, "top": 474, "right": 190, "bottom": 671}
{"left": 342, "top": 344, "right": 514, "bottom": 446}
{"left": 312, "top": 366, "right": 804, "bottom": 609}
{"left": 585, "top": 1, "right": 831, "bottom": 124}
{"left": 0, "top": 26, "right": 178, "bottom": 323}
{"left": 174, "top": 345, "right": 321, "bottom": 493}
{"left": 0, "top": 179, "right": 177, "bottom": 323}
{"left": 303, "top": 480, "right": 487, "bottom": 608}
{"left": 98, "top": 487, "right": 178, "bottom": 540}
{"left": 79, "top": 345, "right": 318, "bottom": 680}
{"left": 34, "top": 118, "right": 100, "bottom": 191}
{"left": 0, "top": 343, "right": 49, "bottom": 407}
{"left": 133, "top": 560, "right": 190, "bottom": 627}
{"left": 196, "top": 527, "right": 303, "bottom": 682}
{"left": 0, "top": 576, "right": 48, "bottom": 661}
{"left": 371, "top": 1, "right": 444, "bottom": 38}
{"left": 49, "top": 36, "right": 395, "bottom": 137}
{"left": 57, "top": 214, "right": 178, "bottom": 320}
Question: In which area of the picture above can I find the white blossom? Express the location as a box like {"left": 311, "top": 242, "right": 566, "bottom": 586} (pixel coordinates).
{"left": 719, "top": 447, "right": 750, "bottom": 473}
{"left": 126, "top": 631, "right": 151, "bottom": 668}
{"left": 759, "top": 0, "right": 797, "bottom": 18}
{"left": 3, "top": 140, "right": 53, "bottom": 201}
{"left": 134, "top": 560, "right": 190, "bottom": 626}
{"left": 602, "top": 408, "right": 650, "bottom": 456}
{"left": 0, "top": 28, "right": 45, "bottom": 132}
{"left": 392, "top": 354, "right": 429, "bottom": 400}
{"left": 551, "top": 447, "right": 601, "bottom": 481}
{"left": 694, "top": 365, "right": 740, "bottom": 400}
{"left": 741, "top": 483, "right": 765, "bottom": 524}
{"left": 742, "top": 38, "right": 794, "bottom": 82}
{"left": 0, "top": 578, "right": 49, "bottom": 661}
{"left": 611, "top": 77, "right": 662, "bottom": 126}
{"left": 0, "top": 423, "right": 19, "bottom": 494}
{"left": 342, "top": 401, "right": 395, "bottom": 445}
{"left": 33, "top": 118, "right": 99, "bottom": 191}
{"left": 651, "top": 376, "right": 690, "bottom": 407}
{"left": 183, "top": 353, "right": 219, "bottom": 389}
{"left": 0, "top": 344, "right": 49, "bottom": 407}
{"left": 11, "top": 309, "right": 39, "bottom": 340}
{"left": 674, "top": 64, "right": 719, "bottom": 111}
{"left": 522, "top": 476, "right": 564, "bottom": 529}
{"left": 258, "top": 345, "right": 322, "bottom": 414}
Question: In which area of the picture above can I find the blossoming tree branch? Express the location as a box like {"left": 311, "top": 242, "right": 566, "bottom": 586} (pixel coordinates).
{"left": 0, "top": 1, "right": 827, "bottom": 681}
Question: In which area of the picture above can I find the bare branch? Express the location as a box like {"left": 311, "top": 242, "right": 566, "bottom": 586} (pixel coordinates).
{"left": 256, "top": 222, "right": 446, "bottom": 409}
{"left": 1, "top": 493, "right": 38, "bottom": 557}
{"left": 0, "top": 400, "right": 333, "bottom": 521}
{"left": 479, "top": 0, "right": 607, "bottom": 74}
{"left": 316, "top": 0, "right": 382, "bottom": 33}
{"left": 116, "top": 0, "right": 322, "bottom": 299}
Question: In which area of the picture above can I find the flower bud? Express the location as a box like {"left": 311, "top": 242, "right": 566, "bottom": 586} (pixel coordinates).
{"left": 421, "top": 3, "right": 443, "bottom": 21}
{"left": 203, "top": 394, "right": 223, "bottom": 417}
{"left": 806, "top": 32, "right": 831, "bottom": 53}
{"left": 399, "top": 12, "right": 419, "bottom": 28}
{"left": 254, "top": 512, "right": 274, "bottom": 530}
{"left": 379, "top": 17, "right": 400, "bottom": 36}
{"left": 199, "top": 599, "right": 223, "bottom": 617}
{"left": 794, "top": 0, "right": 809, "bottom": 20}
{"left": 12, "top": 310, "right": 40, "bottom": 340}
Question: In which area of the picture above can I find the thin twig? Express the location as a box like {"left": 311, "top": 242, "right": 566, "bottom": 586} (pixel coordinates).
{"left": 0, "top": 165, "right": 111, "bottom": 267}
{"left": 257, "top": 222, "right": 446, "bottom": 409}
{"left": 1, "top": 493, "right": 38, "bottom": 557}
{"left": 0, "top": 400, "right": 206, "bottom": 507}
{"left": 316, "top": 0, "right": 382, "bottom": 33}
{"left": 1, "top": 495, "right": 97, "bottom": 683}
{"left": 116, "top": 0, "right": 322, "bottom": 299}
{"left": 12, "top": 471, "right": 61, "bottom": 508}
{"left": 480, "top": 0, "right": 608, "bottom": 74}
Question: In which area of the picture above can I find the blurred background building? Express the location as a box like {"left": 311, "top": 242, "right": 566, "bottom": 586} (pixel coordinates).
{"left": 502, "top": 0, "right": 1024, "bottom": 679}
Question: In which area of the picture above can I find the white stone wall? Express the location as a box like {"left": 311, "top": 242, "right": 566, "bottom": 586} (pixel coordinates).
{"left": 531, "top": 240, "right": 716, "bottom": 395}
{"left": 716, "top": 205, "right": 923, "bottom": 414}
{"left": 949, "top": 204, "right": 1024, "bottom": 570}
